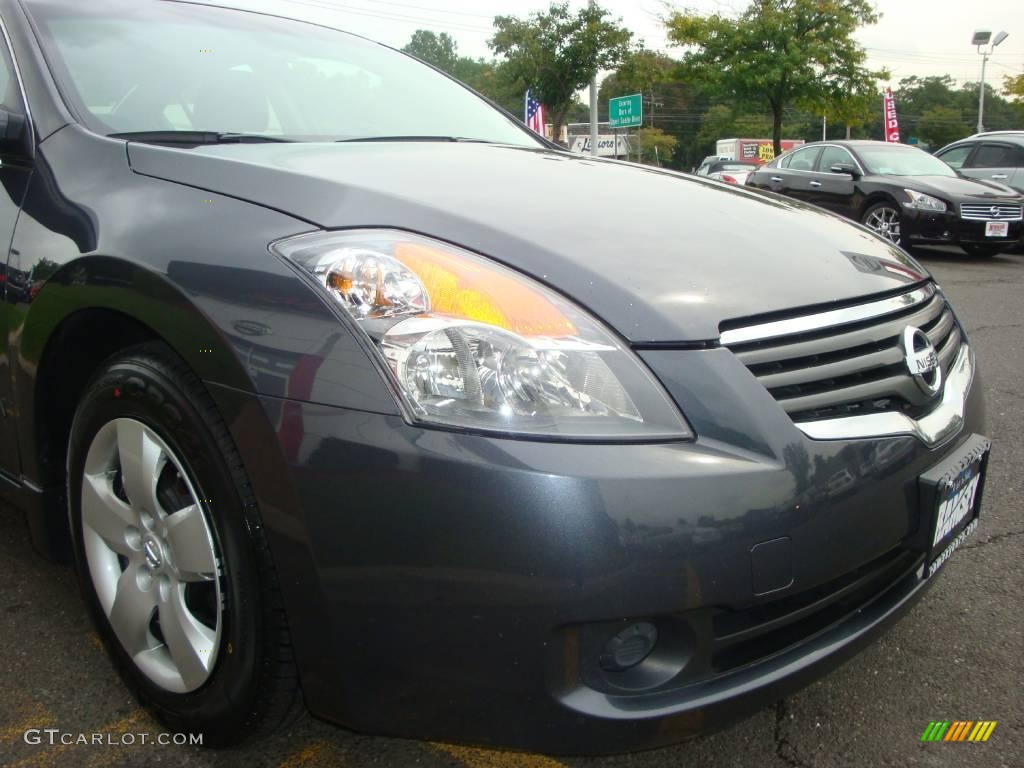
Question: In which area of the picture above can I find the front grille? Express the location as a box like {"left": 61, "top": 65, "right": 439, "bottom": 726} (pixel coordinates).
{"left": 960, "top": 203, "right": 1023, "bottom": 221}
{"left": 723, "top": 286, "right": 962, "bottom": 422}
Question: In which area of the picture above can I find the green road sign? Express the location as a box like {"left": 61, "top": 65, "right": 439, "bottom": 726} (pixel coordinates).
{"left": 609, "top": 93, "right": 643, "bottom": 129}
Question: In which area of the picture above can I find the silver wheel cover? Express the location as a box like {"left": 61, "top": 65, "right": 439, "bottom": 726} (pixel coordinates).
{"left": 81, "top": 418, "right": 222, "bottom": 693}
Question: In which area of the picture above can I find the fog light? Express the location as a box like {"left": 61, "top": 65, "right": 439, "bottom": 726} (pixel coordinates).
{"left": 599, "top": 622, "right": 658, "bottom": 671}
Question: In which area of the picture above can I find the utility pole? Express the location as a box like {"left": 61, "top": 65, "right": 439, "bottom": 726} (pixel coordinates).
{"left": 822, "top": 114, "right": 827, "bottom": 141}
{"left": 588, "top": 0, "right": 599, "bottom": 158}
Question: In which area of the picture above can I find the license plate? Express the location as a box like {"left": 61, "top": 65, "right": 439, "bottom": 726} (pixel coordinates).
{"left": 915, "top": 435, "right": 990, "bottom": 578}
{"left": 985, "top": 221, "right": 1009, "bottom": 237}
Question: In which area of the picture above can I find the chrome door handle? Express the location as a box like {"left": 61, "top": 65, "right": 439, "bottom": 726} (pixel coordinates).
{"left": 809, "top": 181, "right": 822, "bottom": 187}
{"left": 991, "top": 174, "right": 1008, "bottom": 180}
{"left": 771, "top": 176, "right": 783, "bottom": 183}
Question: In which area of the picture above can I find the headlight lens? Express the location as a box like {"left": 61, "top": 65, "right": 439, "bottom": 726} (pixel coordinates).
{"left": 903, "top": 189, "right": 947, "bottom": 212}
{"left": 273, "top": 230, "right": 690, "bottom": 440}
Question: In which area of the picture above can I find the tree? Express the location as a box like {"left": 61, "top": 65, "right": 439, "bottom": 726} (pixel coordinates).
{"left": 402, "top": 30, "right": 459, "bottom": 73}
{"left": 490, "top": 2, "right": 632, "bottom": 142}
{"left": 695, "top": 105, "right": 773, "bottom": 156}
{"left": 634, "top": 128, "right": 677, "bottom": 165}
{"left": 917, "top": 106, "right": 970, "bottom": 149}
{"left": 666, "top": 0, "right": 885, "bottom": 155}
{"left": 820, "top": 87, "right": 878, "bottom": 139}
{"left": 886, "top": 75, "right": 1024, "bottom": 139}
{"left": 1004, "top": 73, "right": 1024, "bottom": 101}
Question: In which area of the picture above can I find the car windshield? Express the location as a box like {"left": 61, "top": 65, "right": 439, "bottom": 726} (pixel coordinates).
{"left": 26, "top": 0, "right": 539, "bottom": 146}
{"left": 718, "top": 163, "right": 758, "bottom": 172}
{"left": 856, "top": 146, "right": 956, "bottom": 177}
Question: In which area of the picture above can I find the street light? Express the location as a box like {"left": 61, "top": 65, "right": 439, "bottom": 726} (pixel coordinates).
{"left": 973, "top": 29, "right": 1009, "bottom": 134}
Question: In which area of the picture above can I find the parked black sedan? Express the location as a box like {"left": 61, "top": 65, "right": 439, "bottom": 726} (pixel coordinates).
{"left": 746, "top": 140, "right": 1024, "bottom": 256}
{"left": 0, "top": 0, "right": 990, "bottom": 756}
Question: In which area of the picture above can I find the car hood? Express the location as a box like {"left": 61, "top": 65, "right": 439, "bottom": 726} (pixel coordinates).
{"left": 128, "top": 141, "right": 929, "bottom": 342}
{"left": 892, "top": 174, "right": 1024, "bottom": 201}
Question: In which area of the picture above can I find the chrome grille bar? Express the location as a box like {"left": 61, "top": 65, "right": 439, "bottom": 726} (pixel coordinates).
{"left": 721, "top": 284, "right": 970, "bottom": 443}
{"left": 719, "top": 284, "right": 935, "bottom": 346}
{"left": 959, "top": 204, "right": 1022, "bottom": 222}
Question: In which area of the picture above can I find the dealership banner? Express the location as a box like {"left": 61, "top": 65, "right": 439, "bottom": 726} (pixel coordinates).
{"left": 883, "top": 88, "right": 900, "bottom": 143}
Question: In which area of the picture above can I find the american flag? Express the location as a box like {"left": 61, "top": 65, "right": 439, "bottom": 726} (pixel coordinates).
{"left": 525, "top": 90, "right": 545, "bottom": 136}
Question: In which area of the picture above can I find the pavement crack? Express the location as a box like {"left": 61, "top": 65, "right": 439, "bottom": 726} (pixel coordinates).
{"left": 773, "top": 699, "right": 810, "bottom": 768}
{"left": 963, "top": 529, "right": 1024, "bottom": 550}
{"left": 958, "top": 528, "right": 1024, "bottom": 552}
{"left": 966, "top": 322, "right": 1024, "bottom": 334}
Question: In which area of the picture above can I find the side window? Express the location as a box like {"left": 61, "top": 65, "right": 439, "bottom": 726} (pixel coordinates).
{"left": 0, "top": 29, "right": 25, "bottom": 116}
{"left": 936, "top": 144, "right": 973, "bottom": 170}
{"left": 817, "top": 145, "right": 855, "bottom": 171}
{"left": 967, "top": 143, "right": 1019, "bottom": 168}
{"left": 783, "top": 146, "right": 822, "bottom": 172}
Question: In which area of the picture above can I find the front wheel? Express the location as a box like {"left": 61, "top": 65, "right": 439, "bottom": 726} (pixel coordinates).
{"left": 961, "top": 244, "right": 1003, "bottom": 258}
{"left": 67, "top": 343, "right": 302, "bottom": 745}
{"left": 861, "top": 202, "right": 902, "bottom": 245}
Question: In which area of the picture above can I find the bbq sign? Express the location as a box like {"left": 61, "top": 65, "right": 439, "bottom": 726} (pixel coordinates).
{"left": 883, "top": 88, "right": 900, "bottom": 143}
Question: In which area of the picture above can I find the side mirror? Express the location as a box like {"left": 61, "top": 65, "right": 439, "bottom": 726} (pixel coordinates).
{"left": 830, "top": 162, "right": 859, "bottom": 178}
{"left": 0, "top": 107, "right": 27, "bottom": 151}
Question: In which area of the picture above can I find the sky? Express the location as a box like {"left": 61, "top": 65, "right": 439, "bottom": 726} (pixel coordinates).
{"left": 240, "top": 0, "right": 1024, "bottom": 90}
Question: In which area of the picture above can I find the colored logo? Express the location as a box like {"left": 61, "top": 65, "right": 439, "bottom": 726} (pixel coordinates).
{"left": 921, "top": 721, "right": 997, "bottom": 742}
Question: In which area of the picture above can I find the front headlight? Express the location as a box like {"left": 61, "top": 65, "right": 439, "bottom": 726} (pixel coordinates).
{"left": 903, "top": 189, "right": 947, "bottom": 212}
{"left": 273, "top": 230, "right": 691, "bottom": 440}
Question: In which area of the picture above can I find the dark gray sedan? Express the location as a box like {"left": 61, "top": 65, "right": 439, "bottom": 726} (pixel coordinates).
{"left": 0, "top": 0, "right": 989, "bottom": 755}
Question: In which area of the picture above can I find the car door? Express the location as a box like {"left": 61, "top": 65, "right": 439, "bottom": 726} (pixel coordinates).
{"left": 960, "top": 142, "right": 1024, "bottom": 193}
{"left": 0, "top": 26, "right": 33, "bottom": 477}
{"left": 806, "top": 145, "right": 859, "bottom": 218}
{"left": 749, "top": 146, "right": 822, "bottom": 201}
{"left": 774, "top": 146, "right": 823, "bottom": 204}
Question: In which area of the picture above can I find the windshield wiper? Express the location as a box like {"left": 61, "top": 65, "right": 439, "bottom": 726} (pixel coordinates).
{"left": 109, "top": 131, "right": 296, "bottom": 145}
{"left": 336, "top": 135, "right": 494, "bottom": 144}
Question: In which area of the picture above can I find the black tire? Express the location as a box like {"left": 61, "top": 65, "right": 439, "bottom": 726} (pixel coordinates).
{"left": 67, "top": 342, "right": 303, "bottom": 746}
{"left": 961, "top": 244, "right": 1003, "bottom": 258}
{"left": 861, "top": 201, "right": 902, "bottom": 246}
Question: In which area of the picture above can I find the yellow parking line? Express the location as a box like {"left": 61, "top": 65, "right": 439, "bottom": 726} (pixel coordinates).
{"left": 275, "top": 738, "right": 344, "bottom": 767}
{"left": 8, "top": 710, "right": 150, "bottom": 768}
{"left": 431, "top": 742, "right": 567, "bottom": 768}
{"left": 0, "top": 702, "right": 53, "bottom": 744}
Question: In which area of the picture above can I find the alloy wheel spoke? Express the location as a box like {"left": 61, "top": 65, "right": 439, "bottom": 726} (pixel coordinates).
{"left": 161, "top": 584, "right": 216, "bottom": 691}
{"left": 116, "top": 420, "right": 165, "bottom": 515}
{"left": 108, "top": 563, "right": 158, "bottom": 658}
{"left": 81, "top": 473, "right": 137, "bottom": 556}
{"left": 165, "top": 505, "right": 217, "bottom": 579}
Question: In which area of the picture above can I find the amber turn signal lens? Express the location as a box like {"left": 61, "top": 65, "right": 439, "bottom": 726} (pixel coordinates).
{"left": 394, "top": 242, "right": 576, "bottom": 337}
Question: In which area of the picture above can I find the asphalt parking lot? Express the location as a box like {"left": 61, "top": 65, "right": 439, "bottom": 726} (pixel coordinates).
{"left": 1, "top": 246, "right": 1021, "bottom": 768}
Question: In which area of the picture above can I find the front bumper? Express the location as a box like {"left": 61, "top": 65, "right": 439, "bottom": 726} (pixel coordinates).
{"left": 902, "top": 207, "right": 1023, "bottom": 247}
{"left": 208, "top": 342, "right": 986, "bottom": 754}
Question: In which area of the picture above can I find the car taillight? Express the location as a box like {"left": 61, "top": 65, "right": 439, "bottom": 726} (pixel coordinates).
{"left": 721, "top": 174, "right": 738, "bottom": 184}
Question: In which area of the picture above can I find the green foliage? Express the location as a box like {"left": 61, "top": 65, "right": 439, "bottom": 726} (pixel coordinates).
{"left": 634, "top": 127, "right": 677, "bottom": 165}
{"left": 695, "top": 105, "right": 773, "bottom": 153}
{"left": 872, "top": 75, "right": 1024, "bottom": 142}
{"left": 819, "top": 86, "right": 878, "bottom": 137}
{"left": 1005, "top": 73, "right": 1024, "bottom": 100}
{"left": 917, "top": 106, "right": 970, "bottom": 148}
{"left": 666, "top": 0, "right": 885, "bottom": 154}
{"left": 402, "top": 30, "right": 459, "bottom": 73}
{"left": 490, "top": 2, "right": 632, "bottom": 140}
